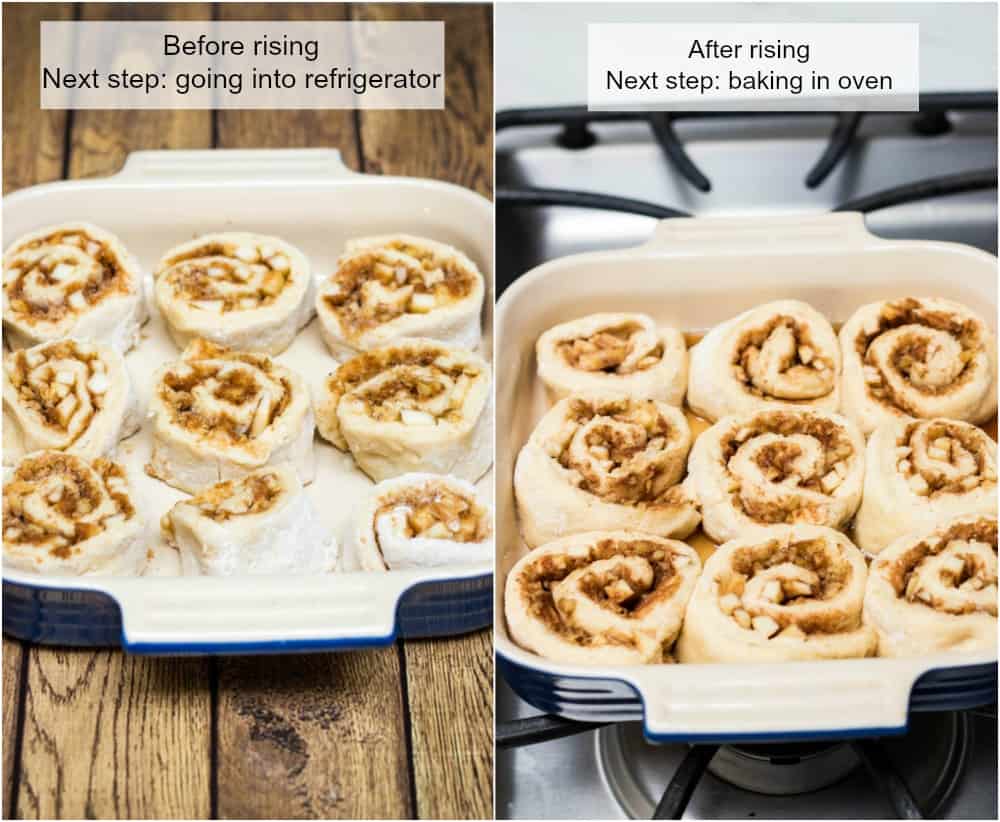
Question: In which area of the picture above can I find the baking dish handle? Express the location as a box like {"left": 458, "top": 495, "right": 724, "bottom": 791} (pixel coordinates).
{"left": 627, "top": 659, "right": 920, "bottom": 741}
{"left": 641, "top": 212, "right": 878, "bottom": 252}
{"left": 112, "top": 148, "right": 358, "bottom": 184}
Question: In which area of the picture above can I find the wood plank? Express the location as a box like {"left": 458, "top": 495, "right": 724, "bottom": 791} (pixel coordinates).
{"left": 3, "top": 5, "right": 74, "bottom": 818}
{"left": 354, "top": 5, "right": 494, "bottom": 818}
{"left": 16, "top": 4, "right": 214, "bottom": 820}
{"left": 215, "top": 651, "right": 411, "bottom": 820}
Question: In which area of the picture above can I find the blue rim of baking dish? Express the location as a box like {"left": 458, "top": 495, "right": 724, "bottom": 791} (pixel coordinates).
{"left": 3, "top": 572, "right": 493, "bottom": 654}
{"left": 497, "top": 650, "right": 998, "bottom": 743}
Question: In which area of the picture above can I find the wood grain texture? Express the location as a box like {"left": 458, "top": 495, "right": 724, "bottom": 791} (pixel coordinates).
{"left": 16, "top": 650, "right": 211, "bottom": 820}
{"left": 216, "top": 651, "right": 412, "bottom": 820}
{"left": 354, "top": 3, "right": 493, "bottom": 197}
{"left": 3, "top": 639, "right": 25, "bottom": 820}
{"left": 402, "top": 633, "right": 493, "bottom": 819}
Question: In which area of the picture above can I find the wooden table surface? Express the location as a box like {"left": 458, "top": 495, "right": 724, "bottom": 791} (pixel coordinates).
{"left": 2, "top": 4, "right": 493, "bottom": 819}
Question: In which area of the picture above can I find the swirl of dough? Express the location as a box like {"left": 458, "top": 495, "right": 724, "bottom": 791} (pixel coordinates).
{"left": 854, "top": 418, "right": 997, "bottom": 555}
{"left": 161, "top": 465, "right": 337, "bottom": 576}
{"left": 3, "top": 451, "right": 145, "bottom": 575}
{"left": 3, "top": 222, "right": 146, "bottom": 352}
{"left": 147, "top": 339, "right": 315, "bottom": 493}
{"left": 687, "top": 408, "right": 865, "bottom": 544}
{"left": 154, "top": 232, "right": 314, "bottom": 354}
{"left": 840, "top": 297, "right": 998, "bottom": 434}
{"left": 316, "top": 234, "right": 485, "bottom": 359}
{"left": 3, "top": 339, "right": 139, "bottom": 465}
{"left": 676, "top": 525, "right": 876, "bottom": 663}
{"left": 514, "top": 392, "right": 699, "bottom": 548}
{"left": 315, "top": 339, "right": 492, "bottom": 483}
{"left": 504, "top": 531, "right": 701, "bottom": 665}
{"left": 535, "top": 312, "right": 688, "bottom": 405}
{"left": 350, "top": 473, "right": 492, "bottom": 571}
{"left": 687, "top": 300, "right": 840, "bottom": 422}
{"left": 864, "top": 514, "right": 997, "bottom": 657}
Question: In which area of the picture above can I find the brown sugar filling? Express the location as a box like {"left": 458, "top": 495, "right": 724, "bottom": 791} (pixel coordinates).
{"left": 517, "top": 538, "right": 685, "bottom": 650}
{"left": 2, "top": 453, "right": 133, "bottom": 558}
{"left": 376, "top": 482, "right": 489, "bottom": 545}
{"left": 323, "top": 248, "right": 476, "bottom": 339}
{"left": 557, "top": 322, "right": 664, "bottom": 373}
{"left": 5, "top": 230, "right": 128, "bottom": 322}
{"left": 162, "top": 243, "right": 291, "bottom": 312}
{"left": 193, "top": 471, "right": 284, "bottom": 521}
{"left": 731, "top": 315, "right": 834, "bottom": 399}
{"left": 896, "top": 420, "right": 997, "bottom": 496}
{"left": 854, "top": 298, "right": 984, "bottom": 411}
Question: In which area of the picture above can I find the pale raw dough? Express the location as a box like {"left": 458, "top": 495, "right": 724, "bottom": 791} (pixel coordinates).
{"left": 504, "top": 530, "right": 701, "bottom": 665}
{"left": 864, "top": 514, "right": 997, "bottom": 657}
{"left": 675, "top": 524, "right": 877, "bottom": 663}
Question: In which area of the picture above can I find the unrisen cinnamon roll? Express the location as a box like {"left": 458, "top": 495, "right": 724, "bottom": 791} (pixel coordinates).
{"left": 349, "top": 473, "right": 492, "bottom": 571}
{"left": 686, "top": 409, "right": 865, "bottom": 544}
{"left": 514, "top": 393, "right": 699, "bottom": 548}
{"left": 865, "top": 514, "right": 997, "bottom": 657}
{"left": 505, "top": 531, "right": 701, "bottom": 665}
{"left": 3, "top": 222, "right": 146, "bottom": 353}
{"left": 840, "top": 298, "right": 998, "bottom": 435}
{"left": 315, "top": 339, "right": 492, "bottom": 483}
{"left": 316, "top": 234, "right": 485, "bottom": 359}
{"left": 161, "top": 466, "right": 338, "bottom": 576}
{"left": 3, "top": 451, "right": 145, "bottom": 575}
{"left": 854, "top": 418, "right": 997, "bottom": 555}
{"left": 687, "top": 300, "right": 840, "bottom": 422}
{"left": 3, "top": 339, "right": 139, "bottom": 465}
{"left": 676, "top": 525, "right": 876, "bottom": 663}
{"left": 154, "top": 232, "right": 314, "bottom": 355}
{"left": 535, "top": 313, "right": 688, "bottom": 405}
{"left": 147, "top": 339, "right": 315, "bottom": 493}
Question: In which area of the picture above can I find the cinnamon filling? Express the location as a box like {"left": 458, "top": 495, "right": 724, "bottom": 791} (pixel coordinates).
{"left": 558, "top": 323, "right": 663, "bottom": 373}
{"left": 376, "top": 483, "right": 489, "bottom": 543}
{"left": 895, "top": 421, "right": 996, "bottom": 496}
{"left": 192, "top": 471, "right": 284, "bottom": 521}
{"left": 731, "top": 315, "right": 834, "bottom": 399}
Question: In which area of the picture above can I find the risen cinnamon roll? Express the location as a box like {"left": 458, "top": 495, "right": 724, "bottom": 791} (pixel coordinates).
{"left": 840, "top": 298, "right": 997, "bottom": 435}
{"left": 505, "top": 531, "right": 701, "bottom": 665}
{"left": 536, "top": 313, "right": 688, "bottom": 405}
{"left": 686, "top": 409, "right": 865, "bottom": 544}
{"left": 161, "top": 466, "right": 337, "bottom": 576}
{"left": 676, "top": 525, "right": 876, "bottom": 663}
{"left": 514, "top": 393, "right": 699, "bottom": 548}
{"left": 349, "top": 473, "right": 492, "bottom": 571}
{"left": 3, "top": 339, "right": 139, "bottom": 464}
{"left": 865, "top": 514, "right": 997, "bottom": 657}
{"left": 315, "top": 339, "right": 492, "bottom": 483}
{"left": 687, "top": 300, "right": 840, "bottom": 422}
{"left": 316, "top": 234, "right": 485, "bottom": 359}
{"left": 3, "top": 451, "right": 145, "bottom": 575}
{"left": 154, "top": 232, "right": 314, "bottom": 355}
{"left": 3, "top": 222, "right": 146, "bottom": 352}
{"left": 147, "top": 339, "right": 315, "bottom": 493}
{"left": 854, "top": 418, "right": 997, "bottom": 555}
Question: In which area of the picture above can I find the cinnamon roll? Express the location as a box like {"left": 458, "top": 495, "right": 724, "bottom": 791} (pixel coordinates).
{"left": 3, "top": 222, "right": 146, "bottom": 353}
{"left": 535, "top": 313, "right": 688, "bottom": 405}
{"left": 153, "top": 232, "right": 314, "bottom": 355}
{"left": 865, "top": 514, "right": 997, "bottom": 657}
{"left": 854, "top": 419, "right": 998, "bottom": 555}
{"left": 504, "top": 531, "right": 701, "bottom": 665}
{"left": 314, "top": 339, "right": 491, "bottom": 483}
{"left": 160, "top": 465, "right": 338, "bottom": 576}
{"left": 687, "top": 300, "right": 840, "bottom": 422}
{"left": 686, "top": 409, "right": 865, "bottom": 544}
{"left": 840, "top": 298, "right": 998, "bottom": 434}
{"left": 3, "top": 339, "right": 139, "bottom": 464}
{"left": 147, "top": 339, "right": 315, "bottom": 493}
{"left": 513, "top": 393, "right": 699, "bottom": 548}
{"left": 676, "top": 525, "right": 876, "bottom": 663}
{"left": 349, "top": 473, "right": 492, "bottom": 571}
{"left": 3, "top": 451, "right": 145, "bottom": 575}
{"left": 316, "top": 234, "right": 485, "bottom": 359}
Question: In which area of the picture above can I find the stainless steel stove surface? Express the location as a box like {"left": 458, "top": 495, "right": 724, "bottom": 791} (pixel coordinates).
{"left": 495, "top": 100, "right": 999, "bottom": 820}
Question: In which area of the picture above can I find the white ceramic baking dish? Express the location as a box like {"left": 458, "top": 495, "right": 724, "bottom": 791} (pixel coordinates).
{"left": 2, "top": 148, "right": 493, "bottom": 653}
{"left": 495, "top": 212, "right": 998, "bottom": 741}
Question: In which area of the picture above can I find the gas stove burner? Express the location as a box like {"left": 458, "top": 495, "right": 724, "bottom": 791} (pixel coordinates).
{"left": 596, "top": 712, "right": 970, "bottom": 819}
{"left": 707, "top": 742, "right": 859, "bottom": 795}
